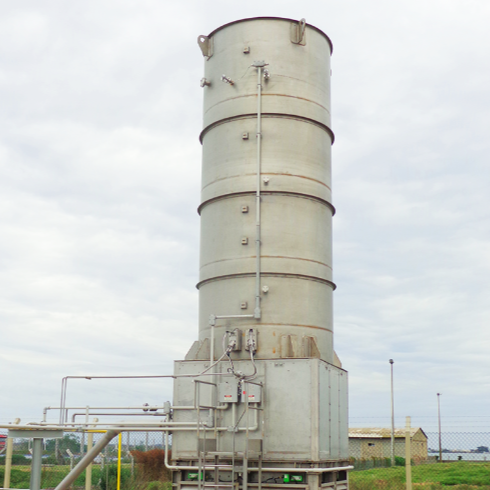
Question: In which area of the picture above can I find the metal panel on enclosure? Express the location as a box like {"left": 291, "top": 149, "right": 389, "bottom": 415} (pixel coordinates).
{"left": 172, "top": 359, "right": 348, "bottom": 462}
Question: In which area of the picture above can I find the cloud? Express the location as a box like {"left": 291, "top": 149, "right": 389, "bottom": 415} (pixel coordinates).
{"left": 1, "top": 0, "right": 490, "bottom": 431}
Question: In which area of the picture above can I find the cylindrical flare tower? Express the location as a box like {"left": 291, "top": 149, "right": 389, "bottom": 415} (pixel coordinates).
{"left": 196, "top": 17, "right": 335, "bottom": 363}
{"left": 172, "top": 17, "right": 349, "bottom": 490}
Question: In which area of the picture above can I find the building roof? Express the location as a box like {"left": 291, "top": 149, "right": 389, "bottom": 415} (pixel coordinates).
{"left": 349, "top": 428, "right": 427, "bottom": 440}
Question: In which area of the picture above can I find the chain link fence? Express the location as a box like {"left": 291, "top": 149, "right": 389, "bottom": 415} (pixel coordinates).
{"left": 3, "top": 423, "right": 490, "bottom": 489}
{"left": 0, "top": 430, "right": 170, "bottom": 490}
{"left": 349, "top": 419, "right": 490, "bottom": 490}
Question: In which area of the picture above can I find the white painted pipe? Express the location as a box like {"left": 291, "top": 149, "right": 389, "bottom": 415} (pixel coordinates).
{"left": 54, "top": 429, "right": 120, "bottom": 490}
{"left": 254, "top": 64, "right": 263, "bottom": 320}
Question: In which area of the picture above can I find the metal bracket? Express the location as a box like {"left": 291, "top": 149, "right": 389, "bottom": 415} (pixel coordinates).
{"left": 290, "top": 18, "right": 306, "bottom": 45}
{"left": 197, "top": 35, "right": 213, "bottom": 58}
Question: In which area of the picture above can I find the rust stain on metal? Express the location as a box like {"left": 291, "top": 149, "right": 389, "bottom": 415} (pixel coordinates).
{"left": 202, "top": 172, "right": 331, "bottom": 191}
{"left": 262, "top": 255, "right": 333, "bottom": 270}
{"left": 200, "top": 255, "right": 332, "bottom": 270}
{"left": 200, "top": 112, "right": 335, "bottom": 144}
{"left": 198, "top": 191, "right": 336, "bottom": 216}
{"left": 196, "top": 272, "right": 336, "bottom": 290}
{"left": 202, "top": 322, "right": 333, "bottom": 333}
{"left": 259, "top": 323, "right": 333, "bottom": 333}
{"left": 205, "top": 93, "right": 330, "bottom": 114}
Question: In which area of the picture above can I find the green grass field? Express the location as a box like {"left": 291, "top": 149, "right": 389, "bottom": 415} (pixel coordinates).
{"left": 3, "top": 461, "right": 490, "bottom": 490}
{"left": 0, "top": 464, "right": 172, "bottom": 490}
{"left": 0, "top": 464, "right": 134, "bottom": 489}
{"left": 350, "top": 462, "right": 490, "bottom": 489}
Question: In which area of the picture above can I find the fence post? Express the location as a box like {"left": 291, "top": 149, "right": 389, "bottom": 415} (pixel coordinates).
{"left": 405, "top": 416, "right": 412, "bottom": 490}
{"left": 86, "top": 433, "right": 93, "bottom": 490}
{"left": 4, "top": 419, "right": 21, "bottom": 489}
{"left": 3, "top": 436, "right": 14, "bottom": 489}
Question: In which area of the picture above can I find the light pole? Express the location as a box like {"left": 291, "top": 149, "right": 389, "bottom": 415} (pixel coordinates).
{"left": 389, "top": 359, "right": 395, "bottom": 466}
{"left": 437, "top": 393, "right": 442, "bottom": 462}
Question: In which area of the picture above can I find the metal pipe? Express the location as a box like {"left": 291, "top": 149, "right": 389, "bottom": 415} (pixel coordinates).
{"left": 164, "top": 422, "right": 351, "bottom": 477}
{"left": 2, "top": 423, "right": 255, "bottom": 432}
{"left": 48, "top": 405, "right": 168, "bottom": 412}
{"left": 210, "top": 319, "right": 215, "bottom": 363}
{"left": 30, "top": 438, "right": 43, "bottom": 490}
{"left": 405, "top": 416, "right": 412, "bottom": 490}
{"left": 59, "top": 376, "right": 177, "bottom": 424}
{"left": 71, "top": 412, "right": 164, "bottom": 422}
{"left": 243, "top": 387, "right": 250, "bottom": 490}
{"left": 214, "top": 315, "right": 254, "bottom": 320}
{"left": 164, "top": 428, "right": 218, "bottom": 471}
{"left": 389, "top": 359, "right": 395, "bottom": 467}
{"left": 254, "top": 63, "right": 263, "bottom": 320}
{"left": 59, "top": 372, "right": 237, "bottom": 423}
{"left": 437, "top": 393, "right": 442, "bottom": 462}
{"left": 54, "top": 429, "right": 120, "bottom": 490}
{"left": 235, "top": 466, "right": 354, "bottom": 474}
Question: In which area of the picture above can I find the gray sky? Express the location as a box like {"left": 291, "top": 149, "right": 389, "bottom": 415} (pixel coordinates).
{"left": 1, "top": 0, "right": 490, "bottom": 431}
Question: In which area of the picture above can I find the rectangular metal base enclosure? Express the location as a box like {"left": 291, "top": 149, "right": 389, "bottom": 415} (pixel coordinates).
{"left": 171, "top": 358, "right": 349, "bottom": 490}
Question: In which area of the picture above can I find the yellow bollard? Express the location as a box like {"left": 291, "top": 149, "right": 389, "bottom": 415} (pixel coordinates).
{"left": 117, "top": 433, "right": 122, "bottom": 490}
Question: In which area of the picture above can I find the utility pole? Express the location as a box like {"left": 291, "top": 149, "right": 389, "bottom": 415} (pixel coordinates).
{"left": 437, "top": 393, "right": 442, "bottom": 462}
{"left": 389, "top": 359, "right": 395, "bottom": 466}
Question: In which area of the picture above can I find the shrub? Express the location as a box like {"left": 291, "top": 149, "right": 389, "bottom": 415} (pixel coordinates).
{"left": 42, "top": 455, "right": 59, "bottom": 465}
{"left": 11, "top": 454, "right": 30, "bottom": 465}
{"left": 395, "top": 456, "right": 405, "bottom": 466}
{"left": 131, "top": 449, "right": 171, "bottom": 482}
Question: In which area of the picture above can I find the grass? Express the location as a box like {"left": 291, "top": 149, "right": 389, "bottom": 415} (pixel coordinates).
{"left": 0, "top": 464, "right": 136, "bottom": 489}
{"left": 4, "top": 461, "right": 489, "bottom": 490}
{"left": 350, "top": 462, "right": 490, "bottom": 489}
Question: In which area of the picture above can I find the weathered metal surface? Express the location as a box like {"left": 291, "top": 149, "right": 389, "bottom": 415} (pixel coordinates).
{"left": 197, "top": 17, "right": 335, "bottom": 363}
{"left": 172, "top": 359, "right": 348, "bottom": 462}
{"left": 201, "top": 19, "right": 332, "bottom": 129}
{"left": 173, "top": 17, "right": 349, "bottom": 488}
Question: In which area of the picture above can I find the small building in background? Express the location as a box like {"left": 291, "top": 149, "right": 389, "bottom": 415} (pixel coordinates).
{"left": 349, "top": 428, "right": 428, "bottom": 461}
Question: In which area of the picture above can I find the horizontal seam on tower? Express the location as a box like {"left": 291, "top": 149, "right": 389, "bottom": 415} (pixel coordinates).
{"left": 198, "top": 190, "right": 336, "bottom": 216}
{"left": 196, "top": 272, "right": 337, "bottom": 290}
{"left": 199, "top": 113, "right": 335, "bottom": 144}
{"left": 200, "top": 255, "right": 333, "bottom": 270}
{"left": 201, "top": 172, "right": 332, "bottom": 192}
